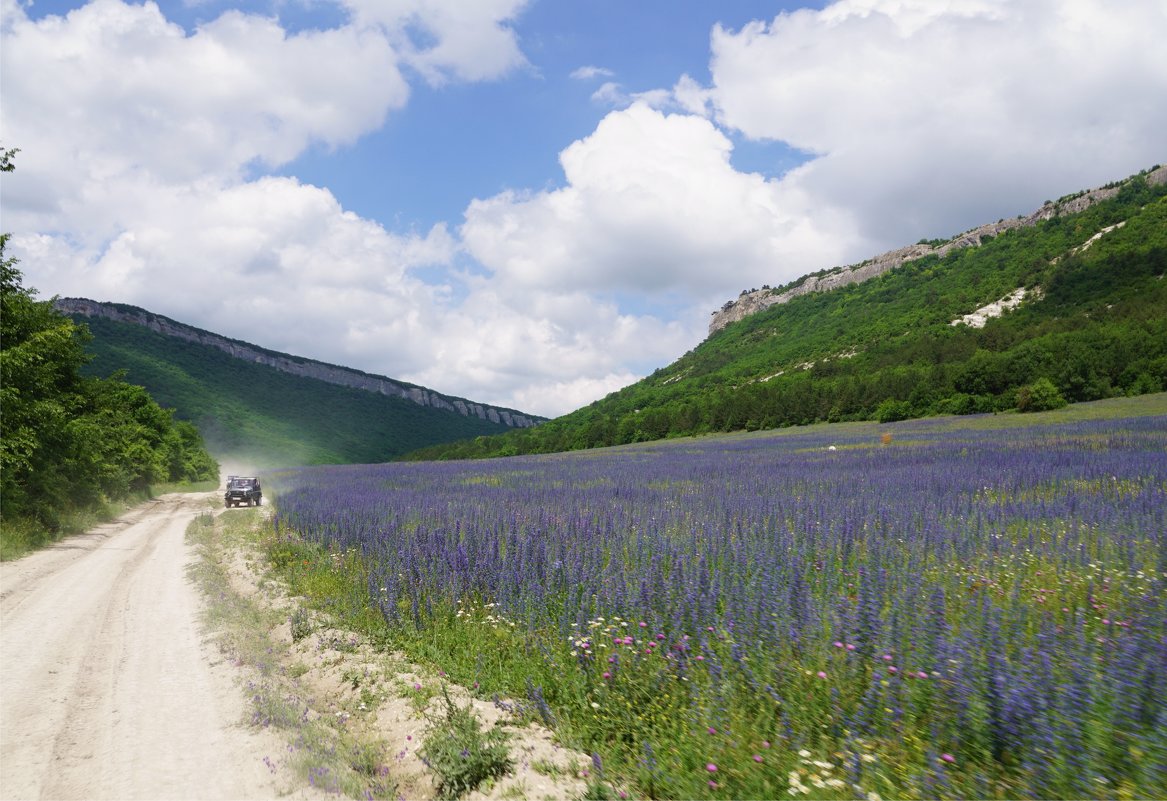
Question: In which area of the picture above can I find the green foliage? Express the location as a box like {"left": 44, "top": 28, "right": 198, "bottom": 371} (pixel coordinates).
{"left": 1, "top": 234, "right": 217, "bottom": 553}
{"left": 407, "top": 170, "right": 1167, "bottom": 460}
{"left": 71, "top": 313, "right": 516, "bottom": 468}
{"left": 418, "top": 686, "right": 512, "bottom": 800}
{"left": 1016, "top": 377, "right": 1067, "bottom": 412}
{"left": 875, "top": 397, "right": 912, "bottom": 423}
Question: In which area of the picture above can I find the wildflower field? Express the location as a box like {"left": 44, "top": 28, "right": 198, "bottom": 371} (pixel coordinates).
{"left": 265, "top": 403, "right": 1166, "bottom": 800}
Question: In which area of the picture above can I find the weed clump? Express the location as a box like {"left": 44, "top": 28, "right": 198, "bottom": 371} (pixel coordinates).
{"left": 419, "top": 686, "right": 512, "bottom": 799}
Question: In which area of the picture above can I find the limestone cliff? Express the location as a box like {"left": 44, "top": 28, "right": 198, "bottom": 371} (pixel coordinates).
{"left": 708, "top": 165, "right": 1167, "bottom": 336}
{"left": 54, "top": 298, "right": 543, "bottom": 429}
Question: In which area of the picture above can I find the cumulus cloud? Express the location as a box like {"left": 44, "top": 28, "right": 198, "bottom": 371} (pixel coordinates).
{"left": 706, "top": 0, "right": 1167, "bottom": 245}
{"left": 461, "top": 103, "right": 851, "bottom": 299}
{"left": 1, "top": 0, "right": 407, "bottom": 242}
{"left": 401, "top": 285, "right": 691, "bottom": 416}
{"left": 11, "top": 176, "right": 454, "bottom": 365}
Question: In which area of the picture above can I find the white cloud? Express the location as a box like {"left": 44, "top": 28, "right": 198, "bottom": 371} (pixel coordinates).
{"left": 671, "top": 74, "right": 711, "bottom": 117}
{"left": 706, "top": 0, "right": 1167, "bottom": 244}
{"left": 10, "top": 176, "right": 453, "bottom": 362}
{"left": 399, "top": 284, "right": 692, "bottom": 416}
{"left": 340, "top": 0, "right": 529, "bottom": 85}
{"left": 461, "top": 103, "right": 851, "bottom": 299}
{"left": 585, "top": 79, "right": 674, "bottom": 110}
{"left": 1, "top": 0, "right": 407, "bottom": 242}
{"left": 589, "top": 81, "right": 627, "bottom": 105}
{"left": 570, "top": 65, "right": 613, "bottom": 80}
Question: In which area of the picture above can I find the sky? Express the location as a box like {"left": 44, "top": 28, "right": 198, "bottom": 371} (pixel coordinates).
{"left": 2, "top": 0, "right": 1165, "bottom": 418}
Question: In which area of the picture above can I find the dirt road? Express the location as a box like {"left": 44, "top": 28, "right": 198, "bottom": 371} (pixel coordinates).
{"left": 0, "top": 494, "right": 286, "bottom": 800}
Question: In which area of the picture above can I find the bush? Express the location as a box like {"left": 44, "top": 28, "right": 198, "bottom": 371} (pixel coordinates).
{"left": 875, "top": 398, "right": 913, "bottom": 423}
{"left": 1016, "top": 377, "right": 1068, "bottom": 412}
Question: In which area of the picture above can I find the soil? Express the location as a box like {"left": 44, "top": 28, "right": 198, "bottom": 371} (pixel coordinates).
{"left": 0, "top": 493, "right": 301, "bottom": 800}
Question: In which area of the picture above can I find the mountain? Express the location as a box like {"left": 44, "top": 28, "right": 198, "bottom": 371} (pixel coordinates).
{"left": 55, "top": 300, "right": 545, "bottom": 468}
{"left": 405, "top": 164, "right": 1167, "bottom": 460}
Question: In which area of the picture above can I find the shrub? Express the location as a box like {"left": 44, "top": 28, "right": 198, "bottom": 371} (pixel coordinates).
{"left": 1016, "top": 377, "right": 1067, "bottom": 412}
{"left": 875, "top": 398, "right": 912, "bottom": 423}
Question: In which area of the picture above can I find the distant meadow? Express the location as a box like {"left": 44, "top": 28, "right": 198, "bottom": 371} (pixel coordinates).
{"left": 265, "top": 405, "right": 1166, "bottom": 800}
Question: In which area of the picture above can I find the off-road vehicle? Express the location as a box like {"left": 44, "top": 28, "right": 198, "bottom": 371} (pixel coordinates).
{"left": 224, "top": 475, "right": 262, "bottom": 508}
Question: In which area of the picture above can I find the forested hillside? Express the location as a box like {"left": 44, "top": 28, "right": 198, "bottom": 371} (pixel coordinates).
{"left": 71, "top": 314, "right": 520, "bottom": 467}
{"left": 1, "top": 233, "right": 218, "bottom": 557}
{"left": 406, "top": 169, "right": 1167, "bottom": 460}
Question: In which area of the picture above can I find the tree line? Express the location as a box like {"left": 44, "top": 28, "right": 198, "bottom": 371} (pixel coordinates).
{"left": 1, "top": 227, "right": 218, "bottom": 555}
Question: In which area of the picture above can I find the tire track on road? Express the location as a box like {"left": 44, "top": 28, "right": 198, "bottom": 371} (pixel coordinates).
{"left": 0, "top": 493, "right": 288, "bottom": 800}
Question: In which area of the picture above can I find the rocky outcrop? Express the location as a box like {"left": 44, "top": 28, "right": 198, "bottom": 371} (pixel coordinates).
{"left": 708, "top": 165, "right": 1167, "bottom": 336}
{"left": 950, "top": 287, "right": 1035, "bottom": 329}
{"left": 54, "top": 298, "right": 543, "bottom": 429}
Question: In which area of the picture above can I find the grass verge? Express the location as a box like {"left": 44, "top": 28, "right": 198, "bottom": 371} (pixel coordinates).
{"left": 185, "top": 509, "right": 396, "bottom": 799}
{"left": 1, "top": 479, "right": 220, "bottom": 561}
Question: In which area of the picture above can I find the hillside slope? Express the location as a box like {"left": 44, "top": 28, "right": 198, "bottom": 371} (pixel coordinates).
{"left": 62, "top": 309, "right": 538, "bottom": 468}
{"left": 405, "top": 165, "right": 1167, "bottom": 459}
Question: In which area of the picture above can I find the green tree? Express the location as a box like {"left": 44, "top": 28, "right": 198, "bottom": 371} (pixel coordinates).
{"left": 0, "top": 234, "right": 94, "bottom": 518}
{"left": 2, "top": 222, "right": 218, "bottom": 545}
{"left": 1015, "top": 377, "right": 1067, "bottom": 412}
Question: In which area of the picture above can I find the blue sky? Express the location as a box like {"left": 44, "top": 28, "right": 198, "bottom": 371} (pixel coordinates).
{"left": 3, "top": 0, "right": 1165, "bottom": 417}
{"left": 283, "top": 1, "right": 810, "bottom": 232}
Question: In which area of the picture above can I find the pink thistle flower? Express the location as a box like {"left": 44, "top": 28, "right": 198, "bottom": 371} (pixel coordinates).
{"left": 917, "top": 671, "right": 928, "bottom": 679}
{"left": 762, "top": 740, "right": 771, "bottom": 748}
{"left": 708, "top": 780, "right": 718, "bottom": 789}
{"left": 834, "top": 641, "right": 844, "bottom": 648}
{"left": 754, "top": 754, "right": 764, "bottom": 763}
{"left": 639, "top": 621, "right": 647, "bottom": 628}
{"left": 696, "top": 655, "right": 705, "bottom": 661}
{"left": 817, "top": 671, "right": 828, "bottom": 679}
{"left": 846, "top": 643, "right": 856, "bottom": 651}
{"left": 602, "top": 672, "right": 612, "bottom": 680}
{"left": 706, "top": 763, "right": 718, "bottom": 773}
{"left": 888, "top": 666, "right": 898, "bottom": 674}
{"left": 883, "top": 654, "right": 893, "bottom": 661}
{"left": 707, "top": 727, "right": 717, "bottom": 735}
{"left": 941, "top": 753, "right": 955, "bottom": 763}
